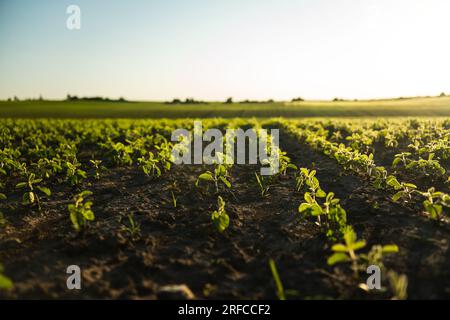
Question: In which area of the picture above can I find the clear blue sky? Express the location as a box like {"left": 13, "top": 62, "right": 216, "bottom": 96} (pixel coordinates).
{"left": 1, "top": 0, "right": 449, "bottom": 101}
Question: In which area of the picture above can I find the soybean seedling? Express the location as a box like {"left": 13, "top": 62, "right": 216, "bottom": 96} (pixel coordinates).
{"left": 68, "top": 190, "right": 95, "bottom": 232}
{"left": 196, "top": 162, "right": 232, "bottom": 193}
{"left": 89, "top": 159, "right": 106, "bottom": 180}
{"left": 65, "top": 160, "right": 87, "bottom": 186}
{"left": 328, "top": 227, "right": 399, "bottom": 278}
{"left": 327, "top": 227, "right": 366, "bottom": 276}
{"left": 387, "top": 271, "right": 408, "bottom": 300}
{"left": 138, "top": 151, "right": 161, "bottom": 178}
{"left": 211, "top": 196, "right": 229, "bottom": 233}
{"left": 420, "top": 187, "right": 449, "bottom": 220}
{"left": 15, "top": 172, "right": 51, "bottom": 211}
{"left": 386, "top": 176, "right": 417, "bottom": 203}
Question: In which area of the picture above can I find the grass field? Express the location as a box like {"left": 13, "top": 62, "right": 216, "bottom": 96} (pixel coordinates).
{"left": 2, "top": 96, "right": 450, "bottom": 118}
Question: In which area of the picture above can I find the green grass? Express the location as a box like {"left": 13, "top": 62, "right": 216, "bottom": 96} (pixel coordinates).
{"left": 1, "top": 96, "right": 450, "bottom": 118}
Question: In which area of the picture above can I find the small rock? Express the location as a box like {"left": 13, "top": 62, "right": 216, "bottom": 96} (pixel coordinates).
{"left": 157, "top": 284, "right": 195, "bottom": 300}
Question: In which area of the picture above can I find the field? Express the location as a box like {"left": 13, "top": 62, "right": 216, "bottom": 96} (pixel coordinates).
{"left": 0, "top": 116, "right": 449, "bottom": 299}
{"left": 2, "top": 96, "right": 450, "bottom": 118}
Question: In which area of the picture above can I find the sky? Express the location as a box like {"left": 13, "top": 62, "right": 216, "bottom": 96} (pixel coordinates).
{"left": 0, "top": 0, "right": 450, "bottom": 101}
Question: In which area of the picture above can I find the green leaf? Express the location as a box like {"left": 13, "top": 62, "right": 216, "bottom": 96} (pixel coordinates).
{"left": 304, "top": 192, "right": 314, "bottom": 204}
{"left": 27, "top": 192, "right": 35, "bottom": 204}
{"left": 326, "top": 192, "right": 335, "bottom": 202}
{"left": 298, "top": 203, "right": 310, "bottom": 213}
{"left": 212, "top": 211, "right": 229, "bottom": 233}
{"left": 386, "top": 176, "right": 401, "bottom": 189}
{"left": 351, "top": 240, "right": 367, "bottom": 251}
{"left": 219, "top": 176, "right": 231, "bottom": 188}
{"left": 198, "top": 172, "right": 214, "bottom": 181}
{"left": 15, "top": 182, "right": 27, "bottom": 189}
{"left": 0, "top": 274, "right": 13, "bottom": 290}
{"left": 82, "top": 210, "right": 95, "bottom": 221}
{"left": 310, "top": 204, "right": 323, "bottom": 216}
{"left": 327, "top": 252, "right": 350, "bottom": 266}
{"left": 77, "top": 169, "right": 87, "bottom": 178}
{"left": 331, "top": 243, "right": 348, "bottom": 252}
{"left": 79, "top": 190, "right": 93, "bottom": 198}
{"left": 382, "top": 244, "right": 399, "bottom": 253}
{"left": 37, "top": 186, "right": 51, "bottom": 197}
{"left": 316, "top": 188, "right": 326, "bottom": 198}
{"left": 344, "top": 228, "right": 357, "bottom": 246}
{"left": 392, "top": 191, "right": 404, "bottom": 202}
{"left": 392, "top": 157, "right": 401, "bottom": 167}
{"left": 0, "top": 193, "right": 6, "bottom": 200}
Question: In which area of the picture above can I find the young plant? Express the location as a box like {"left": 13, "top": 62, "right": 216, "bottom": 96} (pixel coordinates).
{"left": 32, "top": 158, "right": 63, "bottom": 179}
{"left": 15, "top": 172, "right": 51, "bottom": 211}
{"left": 269, "top": 259, "right": 286, "bottom": 300}
{"left": 89, "top": 159, "right": 106, "bottom": 180}
{"left": 65, "top": 160, "right": 87, "bottom": 186}
{"left": 360, "top": 244, "right": 399, "bottom": 271}
{"left": 328, "top": 227, "right": 400, "bottom": 279}
{"left": 278, "top": 151, "right": 298, "bottom": 176}
{"left": 119, "top": 213, "right": 141, "bottom": 240}
{"left": 420, "top": 187, "right": 449, "bottom": 220}
{"left": 298, "top": 191, "right": 323, "bottom": 224}
{"left": 171, "top": 191, "right": 177, "bottom": 208}
{"left": 392, "top": 152, "right": 411, "bottom": 168}
{"left": 68, "top": 190, "right": 95, "bottom": 232}
{"left": 297, "top": 168, "right": 326, "bottom": 225}
{"left": 322, "top": 192, "right": 348, "bottom": 241}
{"left": 296, "top": 168, "right": 325, "bottom": 197}
{"left": 327, "top": 227, "right": 366, "bottom": 276}
{"left": 405, "top": 153, "right": 446, "bottom": 179}
{"left": 196, "top": 162, "right": 232, "bottom": 193}
{"left": 387, "top": 271, "right": 408, "bottom": 300}
{"left": 155, "top": 141, "right": 174, "bottom": 172}
{"left": 110, "top": 142, "right": 134, "bottom": 166}
{"left": 211, "top": 196, "right": 229, "bottom": 233}
{"left": 138, "top": 151, "right": 161, "bottom": 178}
{"left": 371, "top": 166, "right": 388, "bottom": 189}
{"left": 255, "top": 172, "right": 271, "bottom": 197}
{"left": 386, "top": 176, "right": 417, "bottom": 203}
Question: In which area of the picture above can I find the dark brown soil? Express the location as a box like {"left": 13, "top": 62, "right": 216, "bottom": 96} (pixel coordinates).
{"left": 1, "top": 131, "right": 450, "bottom": 299}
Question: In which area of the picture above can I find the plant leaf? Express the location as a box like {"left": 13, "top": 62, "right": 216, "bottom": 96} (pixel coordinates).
{"left": 327, "top": 252, "right": 350, "bottom": 266}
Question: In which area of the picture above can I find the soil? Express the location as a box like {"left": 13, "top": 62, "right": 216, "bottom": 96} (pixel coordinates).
{"left": 1, "top": 130, "right": 450, "bottom": 299}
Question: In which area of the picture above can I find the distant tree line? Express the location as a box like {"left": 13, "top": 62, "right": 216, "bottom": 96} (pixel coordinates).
{"left": 165, "top": 98, "right": 209, "bottom": 105}
{"left": 66, "top": 94, "right": 129, "bottom": 103}
{"left": 238, "top": 99, "right": 275, "bottom": 104}
{"left": 6, "top": 95, "right": 44, "bottom": 102}
{"left": 166, "top": 97, "right": 277, "bottom": 105}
